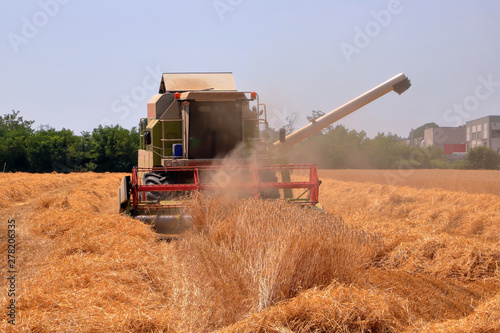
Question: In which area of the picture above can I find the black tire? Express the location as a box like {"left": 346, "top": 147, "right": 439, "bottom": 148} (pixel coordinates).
{"left": 143, "top": 172, "right": 168, "bottom": 201}
{"left": 143, "top": 171, "right": 194, "bottom": 202}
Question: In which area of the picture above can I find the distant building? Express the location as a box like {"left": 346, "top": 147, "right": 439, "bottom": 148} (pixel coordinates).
{"left": 423, "top": 126, "right": 466, "bottom": 154}
{"left": 466, "top": 115, "right": 500, "bottom": 152}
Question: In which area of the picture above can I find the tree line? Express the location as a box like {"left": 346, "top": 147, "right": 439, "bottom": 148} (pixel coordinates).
{"left": 286, "top": 111, "right": 499, "bottom": 170}
{"left": 1, "top": 110, "right": 498, "bottom": 173}
{"left": 0, "top": 111, "right": 139, "bottom": 173}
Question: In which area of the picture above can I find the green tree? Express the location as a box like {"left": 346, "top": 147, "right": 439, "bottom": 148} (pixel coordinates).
{"left": 465, "top": 146, "right": 499, "bottom": 170}
{"left": 89, "top": 125, "right": 139, "bottom": 172}
{"left": 289, "top": 125, "right": 368, "bottom": 169}
{"left": 26, "top": 127, "right": 81, "bottom": 172}
{"left": 423, "top": 146, "right": 451, "bottom": 169}
{"left": 1, "top": 111, "right": 141, "bottom": 173}
{"left": 0, "top": 111, "right": 34, "bottom": 171}
{"left": 409, "top": 122, "right": 439, "bottom": 139}
{"left": 323, "top": 125, "right": 367, "bottom": 168}
{"left": 361, "top": 132, "right": 410, "bottom": 169}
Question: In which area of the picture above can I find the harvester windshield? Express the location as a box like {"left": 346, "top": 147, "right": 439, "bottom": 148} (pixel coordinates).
{"left": 188, "top": 101, "right": 243, "bottom": 159}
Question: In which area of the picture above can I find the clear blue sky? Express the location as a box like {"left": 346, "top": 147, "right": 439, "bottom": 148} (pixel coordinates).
{"left": 1, "top": 0, "right": 499, "bottom": 138}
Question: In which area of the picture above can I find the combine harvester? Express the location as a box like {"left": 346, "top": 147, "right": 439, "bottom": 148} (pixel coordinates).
{"left": 118, "top": 72, "right": 410, "bottom": 234}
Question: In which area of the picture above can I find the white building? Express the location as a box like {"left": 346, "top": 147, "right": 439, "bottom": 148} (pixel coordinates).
{"left": 423, "top": 126, "right": 466, "bottom": 152}
{"left": 466, "top": 115, "right": 500, "bottom": 152}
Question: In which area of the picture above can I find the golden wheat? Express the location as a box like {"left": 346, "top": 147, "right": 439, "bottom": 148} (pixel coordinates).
{"left": 0, "top": 171, "right": 498, "bottom": 332}
{"left": 164, "top": 195, "right": 380, "bottom": 332}
{"left": 319, "top": 169, "right": 500, "bottom": 195}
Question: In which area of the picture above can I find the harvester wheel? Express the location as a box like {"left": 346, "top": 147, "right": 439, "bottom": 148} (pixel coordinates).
{"left": 143, "top": 171, "right": 191, "bottom": 202}
{"left": 143, "top": 172, "right": 170, "bottom": 202}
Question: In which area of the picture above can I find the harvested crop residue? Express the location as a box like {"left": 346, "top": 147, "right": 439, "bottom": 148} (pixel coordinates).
{"left": 0, "top": 171, "right": 498, "bottom": 332}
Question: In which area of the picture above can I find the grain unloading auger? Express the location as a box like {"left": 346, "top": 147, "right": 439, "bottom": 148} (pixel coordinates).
{"left": 118, "top": 72, "right": 410, "bottom": 234}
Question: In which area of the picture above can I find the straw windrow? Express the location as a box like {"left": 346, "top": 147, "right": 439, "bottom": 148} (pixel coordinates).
{"left": 0, "top": 170, "right": 498, "bottom": 332}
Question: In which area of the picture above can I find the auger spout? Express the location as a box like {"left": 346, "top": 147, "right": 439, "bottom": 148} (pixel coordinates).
{"left": 272, "top": 73, "right": 411, "bottom": 153}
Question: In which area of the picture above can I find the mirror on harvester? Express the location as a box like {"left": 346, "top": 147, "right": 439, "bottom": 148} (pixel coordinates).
{"left": 143, "top": 131, "right": 152, "bottom": 145}
{"left": 279, "top": 128, "right": 286, "bottom": 143}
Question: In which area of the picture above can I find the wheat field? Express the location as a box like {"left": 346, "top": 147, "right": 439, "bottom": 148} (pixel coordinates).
{"left": 319, "top": 169, "right": 500, "bottom": 196}
{"left": 0, "top": 170, "right": 499, "bottom": 332}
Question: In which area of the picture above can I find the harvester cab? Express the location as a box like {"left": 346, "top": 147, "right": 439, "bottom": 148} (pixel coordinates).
{"left": 139, "top": 73, "right": 268, "bottom": 167}
{"left": 118, "top": 72, "right": 411, "bottom": 234}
